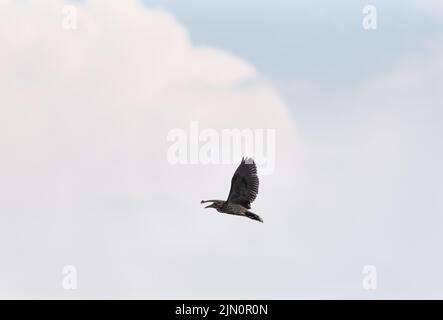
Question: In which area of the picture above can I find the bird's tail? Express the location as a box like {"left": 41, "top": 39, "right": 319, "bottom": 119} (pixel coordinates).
{"left": 245, "top": 211, "right": 263, "bottom": 223}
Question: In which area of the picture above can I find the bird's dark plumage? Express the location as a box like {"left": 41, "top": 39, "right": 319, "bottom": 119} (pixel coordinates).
{"left": 227, "top": 157, "right": 259, "bottom": 209}
{"left": 201, "top": 157, "right": 263, "bottom": 223}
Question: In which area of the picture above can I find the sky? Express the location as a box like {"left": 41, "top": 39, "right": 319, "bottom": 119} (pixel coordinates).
{"left": 0, "top": 0, "right": 443, "bottom": 299}
{"left": 143, "top": 0, "right": 441, "bottom": 86}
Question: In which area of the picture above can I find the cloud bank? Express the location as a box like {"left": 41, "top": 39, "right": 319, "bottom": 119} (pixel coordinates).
{"left": 1, "top": 0, "right": 443, "bottom": 298}
{"left": 0, "top": 0, "right": 299, "bottom": 298}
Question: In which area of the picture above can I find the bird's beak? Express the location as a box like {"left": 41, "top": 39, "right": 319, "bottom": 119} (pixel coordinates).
{"left": 201, "top": 200, "right": 213, "bottom": 208}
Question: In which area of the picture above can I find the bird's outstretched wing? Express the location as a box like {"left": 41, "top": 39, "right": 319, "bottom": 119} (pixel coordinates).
{"left": 227, "top": 157, "right": 259, "bottom": 209}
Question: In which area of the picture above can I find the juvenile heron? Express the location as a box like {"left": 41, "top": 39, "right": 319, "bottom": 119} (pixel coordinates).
{"left": 201, "top": 157, "right": 263, "bottom": 223}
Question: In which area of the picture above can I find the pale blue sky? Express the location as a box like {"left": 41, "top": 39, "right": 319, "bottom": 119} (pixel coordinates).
{"left": 2, "top": 0, "right": 443, "bottom": 298}
{"left": 143, "top": 0, "right": 442, "bottom": 90}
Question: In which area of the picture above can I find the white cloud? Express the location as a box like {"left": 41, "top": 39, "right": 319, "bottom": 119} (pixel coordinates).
{"left": 0, "top": 0, "right": 299, "bottom": 298}
{"left": 1, "top": 0, "right": 443, "bottom": 299}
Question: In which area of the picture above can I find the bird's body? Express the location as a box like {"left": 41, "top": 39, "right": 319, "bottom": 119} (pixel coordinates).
{"left": 201, "top": 157, "right": 263, "bottom": 223}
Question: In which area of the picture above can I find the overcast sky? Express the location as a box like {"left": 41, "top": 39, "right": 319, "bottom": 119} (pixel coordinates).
{"left": 1, "top": 0, "right": 443, "bottom": 299}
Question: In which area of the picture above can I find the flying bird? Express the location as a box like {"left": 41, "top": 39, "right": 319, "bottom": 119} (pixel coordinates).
{"left": 201, "top": 157, "right": 263, "bottom": 223}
